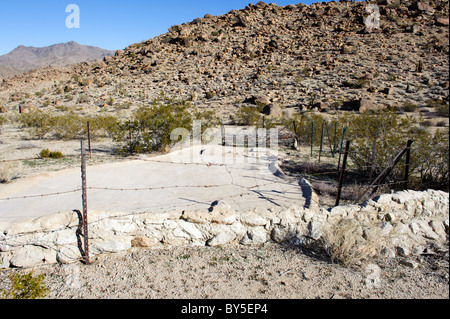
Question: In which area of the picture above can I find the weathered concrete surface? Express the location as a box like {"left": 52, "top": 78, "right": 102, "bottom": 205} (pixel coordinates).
{"left": 0, "top": 144, "right": 307, "bottom": 222}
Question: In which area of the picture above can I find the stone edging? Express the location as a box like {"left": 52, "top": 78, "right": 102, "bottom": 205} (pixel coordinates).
{"left": 1, "top": 189, "right": 448, "bottom": 269}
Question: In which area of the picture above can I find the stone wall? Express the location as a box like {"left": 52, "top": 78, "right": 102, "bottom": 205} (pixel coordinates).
{"left": 1, "top": 189, "right": 448, "bottom": 269}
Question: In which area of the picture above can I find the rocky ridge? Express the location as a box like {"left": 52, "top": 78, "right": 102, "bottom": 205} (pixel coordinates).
{"left": 0, "top": 0, "right": 448, "bottom": 122}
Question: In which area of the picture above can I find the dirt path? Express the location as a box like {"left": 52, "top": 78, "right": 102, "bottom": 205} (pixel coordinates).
{"left": 1, "top": 242, "right": 447, "bottom": 299}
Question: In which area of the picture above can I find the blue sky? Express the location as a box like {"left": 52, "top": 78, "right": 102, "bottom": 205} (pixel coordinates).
{"left": 0, "top": 0, "right": 319, "bottom": 55}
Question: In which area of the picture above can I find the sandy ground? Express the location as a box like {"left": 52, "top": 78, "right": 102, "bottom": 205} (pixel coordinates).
{"left": 1, "top": 241, "right": 448, "bottom": 300}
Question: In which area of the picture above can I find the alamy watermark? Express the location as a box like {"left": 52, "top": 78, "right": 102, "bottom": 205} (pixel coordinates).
{"left": 169, "top": 121, "right": 279, "bottom": 171}
{"left": 66, "top": 4, "right": 80, "bottom": 28}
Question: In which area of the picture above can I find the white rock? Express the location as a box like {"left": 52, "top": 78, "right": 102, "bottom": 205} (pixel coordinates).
{"left": 36, "top": 211, "right": 78, "bottom": 230}
{"left": 56, "top": 245, "right": 82, "bottom": 264}
{"left": 240, "top": 228, "right": 268, "bottom": 245}
{"left": 206, "top": 230, "right": 236, "bottom": 246}
{"left": 240, "top": 212, "right": 267, "bottom": 227}
{"left": 9, "top": 246, "right": 46, "bottom": 268}
{"left": 56, "top": 228, "right": 78, "bottom": 245}
{"left": 429, "top": 220, "right": 446, "bottom": 238}
{"left": 177, "top": 220, "right": 204, "bottom": 239}
{"left": 90, "top": 237, "right": 132, "bottom": 254}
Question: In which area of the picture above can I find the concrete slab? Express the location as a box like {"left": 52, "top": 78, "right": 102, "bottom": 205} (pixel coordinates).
{"left": 0, "top": 144, "right": 306, "bottom": 222}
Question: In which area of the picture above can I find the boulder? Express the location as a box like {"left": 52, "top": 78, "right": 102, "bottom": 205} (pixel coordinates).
{"left": 262, "top": 104, "right": 283, "bottom": 117}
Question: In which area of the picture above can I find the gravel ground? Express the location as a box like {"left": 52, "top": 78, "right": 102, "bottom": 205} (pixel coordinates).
{"left": 1, "top": 241, "right": 448, "bottom": 300}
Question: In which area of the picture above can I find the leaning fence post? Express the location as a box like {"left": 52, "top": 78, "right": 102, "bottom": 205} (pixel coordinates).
{"left": 80, "top": 140, "right": 90, "bottom": 265}
{"left": 311, "top": 121, "right": 314, "bottom": 156}
{"left": 369, "top": 130, "right": 378, "bottom": 182}
{"left": 335, "top": 140, "right": 350, "bottom": 207}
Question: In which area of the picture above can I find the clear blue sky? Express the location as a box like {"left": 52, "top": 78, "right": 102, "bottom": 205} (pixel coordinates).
{"left": 0, "top": 0, "right": 320, "bottom": 55}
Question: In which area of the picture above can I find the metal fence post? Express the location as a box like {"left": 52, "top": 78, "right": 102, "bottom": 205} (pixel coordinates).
{"left": 81, "top": 140, "right": 90, "bottom": 264}
{"left": 335, "top": 140, "right": 350, "bottom": 207}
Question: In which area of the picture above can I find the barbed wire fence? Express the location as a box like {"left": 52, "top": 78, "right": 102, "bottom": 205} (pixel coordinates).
{"left": 0, "top": 121, "right": 419, "bottom": 263}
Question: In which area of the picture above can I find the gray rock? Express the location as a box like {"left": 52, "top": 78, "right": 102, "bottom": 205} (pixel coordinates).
{"left": 400, "top": 258, "right": 418, "bottom": 269}
{"left": 306, "top": 221, "right": 322, "bottom": 240}
{"left": 271, "top": 225, "right": 296, "bottom": 243}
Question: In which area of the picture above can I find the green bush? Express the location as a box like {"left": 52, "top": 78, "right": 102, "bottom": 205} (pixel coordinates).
{"left": 112, "top": 94, "right": 217, "bottom": 155}
{"left": 234, "top": 106, "right": 263, "bottom": 127}
{"left": 39, "top": 149, "right": 63, "bottom": 159}
{"left": 18, "top": 110, "right": 120, "bottom": 140}
{"left": 401, "top": 101, "right": 418, "bottom": 113}
{"left": 1, "top": 272, "right": 49, "bottom": 299}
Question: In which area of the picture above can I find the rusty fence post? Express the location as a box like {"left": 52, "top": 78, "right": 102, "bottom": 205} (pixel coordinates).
{"left": 80, "top": 139, "right": 90, "bottom": 264}
{"left": 335, "top": 140, "right": 350, "bottom": 207}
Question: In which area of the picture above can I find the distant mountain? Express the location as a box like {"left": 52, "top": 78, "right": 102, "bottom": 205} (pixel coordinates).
{"left": 0, "top": 41, "right": 116, "bottom": 76}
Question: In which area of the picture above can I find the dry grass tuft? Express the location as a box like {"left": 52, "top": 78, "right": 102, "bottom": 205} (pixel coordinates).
{"left": 320, "top": 218, "right": 390, "bottom": 267}
{"left": 0, "top": 162, "right": 23, "bottom": 183}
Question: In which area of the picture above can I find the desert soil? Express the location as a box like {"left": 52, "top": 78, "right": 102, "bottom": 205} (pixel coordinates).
{"left": 1, "top": 241, "right": 448, "bottom": 299}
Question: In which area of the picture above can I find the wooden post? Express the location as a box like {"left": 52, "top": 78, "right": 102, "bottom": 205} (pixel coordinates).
{"left": 80, "top": 140, "right": 90, "bottom": 265}
{"left": 335, "top": 140, "right": 350, "bottom": 207}
{"left": 402, "top": 140, "right": 412, "bottom": 190}
{"left": 87, "top": 121, "right": 92, "bottom": 158}
{"left": 311, "top": 121, "right": 314, "bottom": 157}
{"left": 337, "top": 127, "right": 347, "bottom": 171}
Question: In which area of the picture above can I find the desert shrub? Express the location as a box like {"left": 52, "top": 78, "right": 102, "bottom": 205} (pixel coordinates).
{"left": 52, "top": 113, "right": 85, "bottom": 140}
{"left": 401, "top": 101, "right": 418, "bottom": 112}
{"left": 1, "top": 272, "right": 49, "bottom": 299}
{"left": 426, "top": 98, "right": 450, "bottom": 117}
{"left": 0, "top": 114, "right": 5, "bottom": 126}
{"left": 0, "top": 162, "right": 22, "bottom": 183}
{"left": 39, "top": 149, "right": 63, "bottom": 159}
{"left": 18, "top": 110, "right": 119, "bottom": 141}
{"left": 234, "top": 106, "right": 263, "bottom": 127}
{"left": 112, "top": 94, "right": 217, "bottom": 155}
{"left": 87, "top": 114, "right": 120, "bottom": 139}
{"left": 18, "top": 110, "right": 55, "bottom": 139}
{"left": 341, "top": 110, "right": 449, "bottom": 191}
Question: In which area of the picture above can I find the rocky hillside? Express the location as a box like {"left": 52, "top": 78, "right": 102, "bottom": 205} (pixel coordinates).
{"left": 0, "top": 0, "right": 448, "bottom": 121}
{"left": 0, "top": 66, "right": 21, "bottom": 79}
{"left": 0, "top": 41, "right": 115, "bottom": 77}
